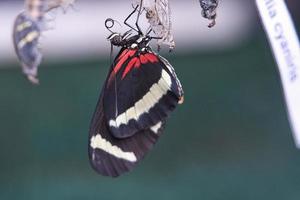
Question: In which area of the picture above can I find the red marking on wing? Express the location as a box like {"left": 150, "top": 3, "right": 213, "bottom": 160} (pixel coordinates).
{"left": 114, "top": 49, "right": 137, "bottom": 74}
{"left": 139, "top": 54, "right": 148, "bottom": 64}
{"left": 144, "top": 53, "right": 159, "bottom": 63}
{"left": 122, "top": 57, "right": 138, "bottom": 79}
{"left": 134, "top": 59, "right": 141, "bottom": 68}
{"left": 120, "top": 53, "right": 160, "bottom": 79}
{"left": 117, "top": 49, "right": 129, "bottom": 61}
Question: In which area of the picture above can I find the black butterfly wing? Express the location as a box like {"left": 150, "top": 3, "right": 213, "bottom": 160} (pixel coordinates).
{"left": 103, "top": 49, "right": 183, "bottom": 139}
{"left": 89, "top": 89, "right": 165, "bottom": 177}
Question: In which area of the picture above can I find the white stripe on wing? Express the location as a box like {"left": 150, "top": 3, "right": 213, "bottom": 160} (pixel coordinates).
{"left": 90, "top": 134, "right": 137, "bottom": 162}
{"left": 109, "top": 69, "right": 172, "bottom": 128}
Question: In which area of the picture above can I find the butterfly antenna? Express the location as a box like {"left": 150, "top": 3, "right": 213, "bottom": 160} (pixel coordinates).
{"left": 105, "top": 18, "right": 122, "bottom": 33}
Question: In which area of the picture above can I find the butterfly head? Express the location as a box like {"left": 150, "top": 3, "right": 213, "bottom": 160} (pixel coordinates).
{"left": 107, "top": 31, "right": 152, "bottom": 52}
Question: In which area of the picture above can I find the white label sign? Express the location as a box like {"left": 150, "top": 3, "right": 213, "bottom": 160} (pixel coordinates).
{"left": 256, "top": 0, "right": 300, "bottom": 148}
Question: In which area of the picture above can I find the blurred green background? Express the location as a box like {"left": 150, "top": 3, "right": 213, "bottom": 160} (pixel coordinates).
{"left": 1, "top": 34, "right": 300, "bottom": 199}
{"left": 1, "top": 0, "right": 300, "bottom": 199}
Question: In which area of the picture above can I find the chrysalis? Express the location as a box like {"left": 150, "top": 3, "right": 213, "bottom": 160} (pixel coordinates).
{"left": 47, "top": 0, "right": 75, "bottom": 12}
{"left": 12, "top": 0, "right": 75, "bottom": 84}
{"left": 199, "top": 0, "right": 219, "bottom": 28}
{"left": 13, "top": 12, "right": 42, "bottom": 84}
{"left": 133, "top": 0, "right": 175, "bottom": 50}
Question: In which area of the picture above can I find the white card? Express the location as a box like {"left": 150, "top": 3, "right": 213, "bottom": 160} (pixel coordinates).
{"left": 256, "top": 0, "right": 300, "bottom": 148}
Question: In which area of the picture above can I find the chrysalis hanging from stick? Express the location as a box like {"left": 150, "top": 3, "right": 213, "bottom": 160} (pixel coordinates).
{"left": 133, "top": 0, "right": 175, "bottom": 51}
{"left": 12, "top": 0, "right": 75, "bottom": 84}
{"left": 199, "top": 0, "right": 219, "bottom": 28}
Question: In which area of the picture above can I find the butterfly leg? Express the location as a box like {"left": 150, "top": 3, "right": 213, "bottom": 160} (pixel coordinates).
{"left": 134, "top": 0, "right": 143, "bottom": 34}
{"left": 124, "top": 5, "right": 140, "bottom": 33}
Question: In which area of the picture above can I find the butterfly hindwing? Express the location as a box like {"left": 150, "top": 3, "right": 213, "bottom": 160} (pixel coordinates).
{"left": 103, "top": 49, "right": 181, "bottom": 139}
{"left": 89, "top": 91, "right": 165, "bottom": 177}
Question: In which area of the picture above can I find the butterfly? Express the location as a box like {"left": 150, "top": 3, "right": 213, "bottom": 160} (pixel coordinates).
{"left": 88, "top": 6, "right": 184, "bottom": 177}
{"left": 12, "top": 0, "right": 75, "bottom": 84}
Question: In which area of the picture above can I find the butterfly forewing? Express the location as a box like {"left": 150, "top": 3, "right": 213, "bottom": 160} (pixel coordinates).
{"left": 103, "top": 49, "right": 181, "bottom": 139}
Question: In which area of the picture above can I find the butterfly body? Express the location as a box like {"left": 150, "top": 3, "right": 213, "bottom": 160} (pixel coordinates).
{"left": 108, "top": 32, "right": 152, "bottom": 51}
